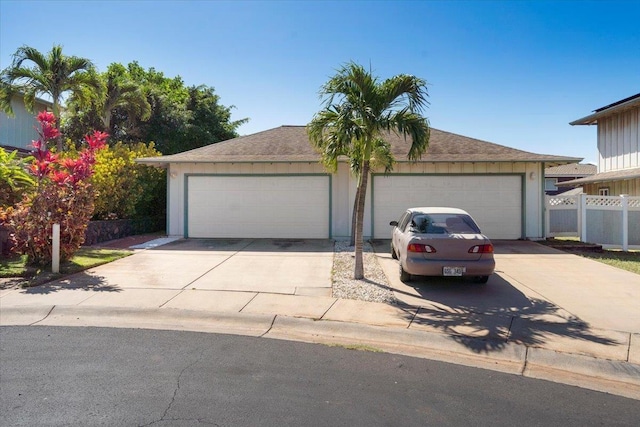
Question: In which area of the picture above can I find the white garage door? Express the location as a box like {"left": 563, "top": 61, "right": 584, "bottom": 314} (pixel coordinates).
{"left": 373, "top": 175, "right": 522, "bottom": 239}
{"left": 187, "top": 175, "right": 330, "bottom": 238}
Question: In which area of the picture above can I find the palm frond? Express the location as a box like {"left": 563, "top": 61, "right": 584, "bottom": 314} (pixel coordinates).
{"left": 370, "top": 138, "right": 395, "bottom": 174}
{"left": 12, "top": 45, "right": 48, "bottom": 70}
{"left": 1, "top": 44, "right": 99, "bottom": 120}
{"left": 0, "top": 81, "right": 17, "bottom": 115}
{"left": 381, "top": 74, "right": 430, "bottom": 114}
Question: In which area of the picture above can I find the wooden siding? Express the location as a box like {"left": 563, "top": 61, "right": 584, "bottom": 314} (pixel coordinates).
{"left": 0, "top": 96, "right": 49, "bottom": 150}
{"left": 597, "top": 107, "right": 640, "bottom": 172}
{"left": 584, "top": 178, "right": 640, "bottom": 197}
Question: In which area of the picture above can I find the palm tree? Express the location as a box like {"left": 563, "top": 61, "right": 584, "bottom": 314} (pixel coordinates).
{"left": 67, "top": 63, "right": 151, "bottom": 137}
{"left": 0, "top": 44, "right": 100, "bottom": 151}
{"left": 308, "top": 62, "right": 430, "bottom": 279}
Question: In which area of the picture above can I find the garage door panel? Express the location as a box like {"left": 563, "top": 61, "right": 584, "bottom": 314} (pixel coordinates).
{"left": 187, "top": 175, "right": 329, "bottom": 239}
{"left": 373, "top": 175, "right": 522, "bottom": 239}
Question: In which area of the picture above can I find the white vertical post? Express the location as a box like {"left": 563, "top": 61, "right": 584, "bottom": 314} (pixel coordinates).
{"left": 580, "top": 194, "right": 588, "bottom": 243}
{"left": 621, "top": 195, "right": 629, "bottom": 251}
{"left": 52, "top": 223, "right": 60, "bottom": 273}
{"left": 544, "top": 195, "right": 549, "bottom": 238}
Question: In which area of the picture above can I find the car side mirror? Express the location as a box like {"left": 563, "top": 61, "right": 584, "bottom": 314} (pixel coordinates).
{"left": 389, "top": 221, "right": 398, "bottom": 227}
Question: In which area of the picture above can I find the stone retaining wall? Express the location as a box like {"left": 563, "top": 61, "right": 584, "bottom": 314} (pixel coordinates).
{"left": 83, "top": 217, "right": 165, "bottom": 246}
{"left": 0, "top": 224, "right": 10, "bottom": 256}
{"left": 0, "top": 217, "right": 165, "bottom": 255}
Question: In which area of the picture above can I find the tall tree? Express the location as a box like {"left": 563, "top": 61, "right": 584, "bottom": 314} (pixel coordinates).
{"left": 65, "top": 63, "right": 151, "bottom": 142}
{"left": 308, "top": 62, "right": 430, "bottom": 279}
{"left": 0, "top": 44, "right": 101, "bottom": 151}
{"left": 98, "top": 63, "right": 151, "bottom": 133}
{"left": 63, "top": 61, "right": 246, "bottom": 153}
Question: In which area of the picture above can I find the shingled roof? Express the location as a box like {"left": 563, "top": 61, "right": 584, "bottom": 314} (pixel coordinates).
{"left": 137, "top": 125, "right": 581, "bottom": 166}
{"left": 557, "top": 166, "right": 640, "bottom": 187}
{"left": 545, "top": 163, "right": 597, "bottom": 177}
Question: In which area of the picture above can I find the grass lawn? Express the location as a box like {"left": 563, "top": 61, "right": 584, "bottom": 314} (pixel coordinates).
{"left": 0, "top": 248, "right": 132, "bottom": 287}
{"left": 541, "top": 238, "right": 640, "bottom": 275}
{"left": 573, "top": 250, "right": 640, "bottom": 275}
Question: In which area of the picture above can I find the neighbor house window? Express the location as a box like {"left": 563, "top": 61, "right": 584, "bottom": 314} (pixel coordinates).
{"left": 598, "top": 188, "right": 609, "bottom": 196}
{"left": 545, "top": 178, "right": 557, "bottom": 191}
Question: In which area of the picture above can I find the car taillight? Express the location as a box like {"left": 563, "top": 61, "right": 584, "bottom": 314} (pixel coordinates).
{"left": 468, "top": 244, "right": 494, "bottom": 254}
{"left": 408, "top": 243, "right": 436, "bottom": 253}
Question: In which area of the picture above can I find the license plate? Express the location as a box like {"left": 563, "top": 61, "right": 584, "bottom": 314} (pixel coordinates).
{"left": 443, "top": 266, "right": 465, "bottom": 276}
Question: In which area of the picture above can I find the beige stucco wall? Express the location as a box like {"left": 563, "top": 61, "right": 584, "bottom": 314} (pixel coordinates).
{"left": 167, "top": 160, "right": 546, "bottom": 239}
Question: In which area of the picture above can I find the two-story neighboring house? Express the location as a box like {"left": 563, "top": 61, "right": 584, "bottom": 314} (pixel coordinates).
{"left": 560, "top": 93, "right": 640, "bottom": 196}
{"left": 0, "top": 94, "right": 52, "bottom": 154}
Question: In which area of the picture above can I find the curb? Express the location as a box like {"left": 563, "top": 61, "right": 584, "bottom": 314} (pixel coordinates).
{"left": 267, "top": 316, "right": 527, "bottom": 374}
{"left": 1, "top": 305, "right": 639, "bottom": 400}
{"left": 1, "top": 305, "right": 275, "bottom": 337}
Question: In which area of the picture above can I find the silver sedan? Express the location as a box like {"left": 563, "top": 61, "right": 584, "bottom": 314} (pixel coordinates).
{"left": 390, "top": 207, "right": 495, "bottom": 283}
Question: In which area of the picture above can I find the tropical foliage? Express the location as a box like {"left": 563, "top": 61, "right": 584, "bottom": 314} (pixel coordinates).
{"left": 64, "top": 63, "right": 151, "bottom": 143}
{"left": 0, "top": 148, "right": 35, "bottom": 207}
{"left": 308, "top": 62, "right": 430, "bottom": 279}
{"left": 91, "top": 141, "right": 166, "bottom": 220}
{"left": 0, "top": 44, "right": 101, "bottom": 151}
{"left": 0, "top": 44, "right": 246, "bottom": 155}
{"left": 64, "top": 61, "right": 248, "bottom": 154}
{"left": 6, "top": 112, "right": 106, "bottom": 265}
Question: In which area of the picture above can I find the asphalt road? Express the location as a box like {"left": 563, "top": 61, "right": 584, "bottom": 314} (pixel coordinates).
{"left": 0, "top": 326, "right": 637, "bottom": 426}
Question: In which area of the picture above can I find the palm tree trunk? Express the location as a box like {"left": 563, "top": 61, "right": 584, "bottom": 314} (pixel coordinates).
{"left": 53, "top": 100, "right": 63, "bottom": 152}
{"left": 102, "top": 112, "right": 111, "bottom": 132}
{"left": 354, "top": 160, "right": 370, "bottom": 279}
{"left": 349, "top": 182, "right": 360, "bottom": 246}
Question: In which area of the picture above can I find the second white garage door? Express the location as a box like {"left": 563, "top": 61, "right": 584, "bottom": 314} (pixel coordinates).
{"left": 187, "top": 175, "right": 330, "bottom": 238}
{"left": 373, "top": 175, "right": 523, "bottom": 239}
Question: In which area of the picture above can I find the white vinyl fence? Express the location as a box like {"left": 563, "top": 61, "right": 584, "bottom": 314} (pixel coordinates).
{"left": 545, "top": 194, "right": 640, "bottom": 250}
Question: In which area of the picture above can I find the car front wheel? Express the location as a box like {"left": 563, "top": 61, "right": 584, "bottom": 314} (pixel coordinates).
{"left": 399, "top": 264, "right": 411, "bottom": 282}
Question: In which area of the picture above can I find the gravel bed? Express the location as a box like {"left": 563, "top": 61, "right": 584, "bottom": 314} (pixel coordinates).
{"left": 332, "top": 240, "right": 396, "bottom": 304}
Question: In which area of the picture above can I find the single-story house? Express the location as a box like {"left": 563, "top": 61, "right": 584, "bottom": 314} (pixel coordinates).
{"left": 137, "top": 126, "right": 581, "bottom": 241}
{"left": 561, "top": 93, "right": 640, "bottom": 196}
{"left": 544, "top": 163, "right": 596, "bottom": 195}
{"left": 0, "top": 94, "right": 53, "bottom": 154}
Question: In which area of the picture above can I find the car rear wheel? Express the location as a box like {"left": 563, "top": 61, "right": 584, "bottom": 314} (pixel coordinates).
{"left": 391, "top": 243, "right": 398, "bottom": 259}
{"left": 399, "top": 264, "right": 411, "bottom": 282}
{"left": 474, "top": 275, "right": 489, "bottom": 284}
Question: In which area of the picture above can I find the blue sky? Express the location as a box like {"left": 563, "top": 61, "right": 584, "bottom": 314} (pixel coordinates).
{"left": 1, "top": 0, "right": 639, "bottom": 164}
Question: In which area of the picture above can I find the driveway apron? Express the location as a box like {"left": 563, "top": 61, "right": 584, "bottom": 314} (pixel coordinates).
{"left": 372, "top": 239, "right": 639, "bottom": 360}
{"left": 0, "top": 239, "right": 334, "bottom": 314}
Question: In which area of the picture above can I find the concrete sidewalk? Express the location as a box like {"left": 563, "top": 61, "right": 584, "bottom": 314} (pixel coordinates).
{"left": 1, "top": 237, "right": 639, "bottom": 400}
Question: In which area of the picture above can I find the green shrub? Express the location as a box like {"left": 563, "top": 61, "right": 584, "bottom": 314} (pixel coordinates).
{"left": 10, "top": 181, "right": 95, "bottom": 264}
{"left": 7, "top": 112, "right": 106, "bottom": 266}
{"left": 0, "top": 148, "right": 35, "bottom": 207}
{"left": 91, "top": 141, "right": 165, "bottom": 220}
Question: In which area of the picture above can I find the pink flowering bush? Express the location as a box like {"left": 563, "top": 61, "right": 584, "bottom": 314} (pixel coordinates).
{"left": 8, "top": 112, "right": 107, "bottom": 266}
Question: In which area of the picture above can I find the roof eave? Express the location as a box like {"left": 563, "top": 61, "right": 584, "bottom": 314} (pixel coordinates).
{"left": 137, "top": 157, "right": 582, "bottom": 166}
{"left": 135, "top": 158, "right": 322, "bottom": 165}
{"left": 557, "top": 170, "right": 640, "bottom": 186}
{"left": 570, "top": 97, "right": 640, "bottom": 126}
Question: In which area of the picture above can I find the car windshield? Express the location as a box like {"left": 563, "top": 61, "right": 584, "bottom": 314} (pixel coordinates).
{"left": 410, "top": 213, "right": 481, "bottom": 234}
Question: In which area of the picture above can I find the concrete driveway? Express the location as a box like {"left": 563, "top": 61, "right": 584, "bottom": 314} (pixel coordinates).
{"left": 372, "top": 239, "right": 640, "bottom": 360}
{"left": 1, "top": 239, "right": 336, "bottom": 318}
